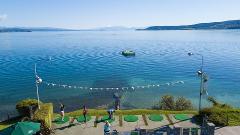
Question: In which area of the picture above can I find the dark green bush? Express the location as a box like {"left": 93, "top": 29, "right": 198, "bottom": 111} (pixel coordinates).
{"left": 200, "top": 107, "right": 228, "bottom": 126}
{"left": 16, "top": 99, "right": 40, "bottom": 117}
{"left": 200, "top": 97, "right": 240, "bottom": 126}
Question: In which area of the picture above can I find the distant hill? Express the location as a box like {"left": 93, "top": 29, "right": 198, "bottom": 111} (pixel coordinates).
{"left": 0, "top": 27, "right": 76, "bottom": 32}
{"left": 139, "top": 20, "right": 240, "bottom": 30}
{"left": 0, "top": 26, "right": 138, "bottom": 32}
{"left": 0, "top": 28, "right": 31, "bottom": 32}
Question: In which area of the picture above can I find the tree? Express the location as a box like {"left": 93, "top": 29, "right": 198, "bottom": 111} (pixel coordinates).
{"left": 153, "top": 95, "right": 193, "bottom": 110}
{"left": 16, "top": 99, "right": 40, "bottom": 117}
{"left": 207, "top": 96, "right": 232, "bottom": 109}
{"left": 175, "top": 96, "right": 193, "bottom": 110}
{"left": 207, "top": 96, "right": 219, "bottom": 106}
{"left": 159, "top": 95, "right": 175, "bottom": 110}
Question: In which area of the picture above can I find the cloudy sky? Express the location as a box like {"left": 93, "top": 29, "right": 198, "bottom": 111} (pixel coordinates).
{"left": 0, "top": 0, "right": 240, "bottom": 29}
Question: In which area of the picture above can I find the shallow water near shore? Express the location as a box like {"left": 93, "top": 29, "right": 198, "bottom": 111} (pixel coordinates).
{"left": 0, "top": 30, "right": 240, "bottom": 121}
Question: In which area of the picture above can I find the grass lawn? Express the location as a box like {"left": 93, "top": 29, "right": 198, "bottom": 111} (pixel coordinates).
{"left": 0, "top": 116, "right": 21, "bottom": 130}
{"left": 62, "top": 109, "right": 197, "bottom": 118}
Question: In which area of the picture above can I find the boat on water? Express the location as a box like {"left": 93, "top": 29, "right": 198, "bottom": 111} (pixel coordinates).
{"left": 121, "top": 50, "right": 135, "bottom": 56}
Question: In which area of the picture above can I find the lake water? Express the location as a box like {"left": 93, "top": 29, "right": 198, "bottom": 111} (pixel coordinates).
{"left": 0, "top": 30, "right": 240, "bottom": 120}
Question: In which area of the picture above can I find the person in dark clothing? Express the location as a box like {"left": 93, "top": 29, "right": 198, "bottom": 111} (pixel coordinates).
{"left": 107, "top": 109, "right": 115, "bottom": 119}
{"left": 83, "top": 105, "right": 88, "bottom": 123}
{"left": 113, "top": 93, "right": 121, "bottom": 110}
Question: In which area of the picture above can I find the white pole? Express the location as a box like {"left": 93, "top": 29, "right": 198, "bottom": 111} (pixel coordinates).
{"left": 35, "top": 63, "right": 40, "bottom": 109}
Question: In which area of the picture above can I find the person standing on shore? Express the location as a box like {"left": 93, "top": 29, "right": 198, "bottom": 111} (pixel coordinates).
{"left": 60, "top": 103, "right": 65, "bottom": 121}
{"left": 107, "top": 109, "right": 115, "bottom": 119}
{"left": 83, "top": 105, "right": 88, "bottom": 123}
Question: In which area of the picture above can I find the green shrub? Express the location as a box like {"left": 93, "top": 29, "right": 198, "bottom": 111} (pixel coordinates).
{"left": 200, "top": 107, "right": 227, "bottom": 126}
{"left": 16, "top": 99, "right": 40, "bottom": 117}
{"left": 200, "top": 107, "right": 240, "bottom": 126}
{"left": 153, "top": 95, "right": 193, "bottom": 110}
{"left": 200, "top": 97, "right": 240, "bottom": 126}
{"left": 33, "top": 103, "right": 53, "bottom": 128}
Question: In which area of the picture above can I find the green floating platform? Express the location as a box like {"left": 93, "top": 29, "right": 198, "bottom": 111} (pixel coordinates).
{"left": 174, "top": 114, "right": 189, "bottom": 121}
{"left": 124, "top": 115, "right": 138, "bottom": 122}
{"left": 53, "top": 116, "right": 69, "bottom": 124}
{"left": 101, "top": 115, "right": 115, "bottom": 123}
{"left": 148, "top": 114, "right": 163, "bottom": 122}
{"left": 122, "top": 50, "right": 135, "bottom": 56}
{"left": 76, "top": 115, "right": 92, "bottom": 122}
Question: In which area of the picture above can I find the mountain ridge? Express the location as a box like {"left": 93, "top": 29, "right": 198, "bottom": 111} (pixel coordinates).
{"left": 138, "top": 20, "right": 240, "bottom": 30}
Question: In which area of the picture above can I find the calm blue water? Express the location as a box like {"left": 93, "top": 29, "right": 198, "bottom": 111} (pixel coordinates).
{"left": 1, "top": 30, "right": 240, "bottom": 120}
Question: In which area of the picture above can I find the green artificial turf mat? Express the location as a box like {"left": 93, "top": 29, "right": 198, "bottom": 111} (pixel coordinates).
{"left": 124, "top": 115, "right": 138, "bottom": 122}
{"left": 101, "top": 115, "right": 115, "bottom": 123}
{"left": 53, "top": 116, "right": 69, "bottom": 124}
{"left": 76, "top": 115, "right": 91, "bottom": 122}
{"left": 174, "top": 114, "right": 189, "bottom": 121}
{"left": 131, "top": 131, "right": 139, "bottom": 135}
{"left": 148, "top": 114, "right": 163, "bottom": 122}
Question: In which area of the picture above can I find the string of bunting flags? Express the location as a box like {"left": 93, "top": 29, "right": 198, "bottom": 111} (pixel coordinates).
{"left": 42, "top": 80, "right": 185, "bottom": 91}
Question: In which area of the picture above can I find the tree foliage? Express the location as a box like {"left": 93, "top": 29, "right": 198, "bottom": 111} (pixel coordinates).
{"left": 159, "top": 95, "right": 175, "bottom": 110}
{"left": 154, "top": 95, "right": 193, "bottom": 110}
{"left": 16, "top": 99, "right": 40, "bottom": 117}
{"left": 175, "top": 96, "right": 193, "bottom": 111}
{"left": 207, "top": 96, "right": 232, "bottom": 109}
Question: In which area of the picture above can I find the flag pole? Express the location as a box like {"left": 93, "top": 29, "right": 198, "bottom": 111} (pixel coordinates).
{"left": 35, "top": 63, "right": 41, "bottom": 109}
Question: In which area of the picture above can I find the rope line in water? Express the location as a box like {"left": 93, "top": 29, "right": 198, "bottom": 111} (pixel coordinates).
{"left": 42, "top": 80, "right": 185, "bottom": 91}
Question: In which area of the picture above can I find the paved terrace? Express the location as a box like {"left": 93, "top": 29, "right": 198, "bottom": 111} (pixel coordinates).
{"left": 53, "top": 114, "right": 200, "bottom": 135}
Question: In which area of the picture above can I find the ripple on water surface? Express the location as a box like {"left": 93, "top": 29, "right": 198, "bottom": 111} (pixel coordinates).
{"left": 1, "top": 30, "right": 240, "bottom": 121}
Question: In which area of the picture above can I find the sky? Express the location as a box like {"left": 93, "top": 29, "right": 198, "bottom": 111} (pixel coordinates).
{"left": 0, "top": 0, "right": 240, "bottom": 29}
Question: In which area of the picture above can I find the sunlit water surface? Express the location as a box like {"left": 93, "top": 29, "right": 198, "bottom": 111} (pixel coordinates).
{"left": 1, "top": 30, "right": 240, "bottom": 120}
